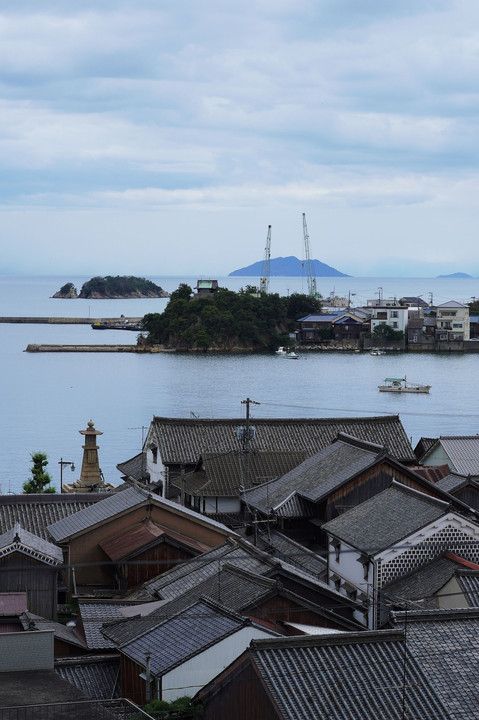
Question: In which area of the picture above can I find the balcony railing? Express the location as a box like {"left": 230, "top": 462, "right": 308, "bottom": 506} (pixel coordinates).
{"left": 0, "top": 698, "right": 155, "bottom": 720}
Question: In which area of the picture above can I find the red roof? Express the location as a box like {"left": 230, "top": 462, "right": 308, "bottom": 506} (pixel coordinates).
{"left": 100, "top": 520, "right": 209, "bottom": 561}
{"left": 0, "top": 592, "right": 28, "bottom": 616}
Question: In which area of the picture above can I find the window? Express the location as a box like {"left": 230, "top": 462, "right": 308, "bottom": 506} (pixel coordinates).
{"left": 391, "top": 311, "right": 398, "bottom": 318}
{"left": 151, "top": 447, "right": 158, "bottom": 464}
{"left": 453, "top": 323, "right": 463, "bottom": 328}
{"left": 392, "top": 322, "right": 398, "bottom": 328}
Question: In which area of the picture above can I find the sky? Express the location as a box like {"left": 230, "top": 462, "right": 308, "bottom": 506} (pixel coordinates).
{"left": 1, "top": 0, "right": 479, "bottom": 277}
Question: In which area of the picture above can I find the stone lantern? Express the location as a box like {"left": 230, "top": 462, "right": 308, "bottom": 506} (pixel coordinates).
{"left": 62, "top": 420, "right": 115, "bottom": 493}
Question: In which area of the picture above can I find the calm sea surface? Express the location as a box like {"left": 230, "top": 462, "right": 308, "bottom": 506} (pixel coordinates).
{"left": 1, "top": 274, "right": 478, "bottom": 494}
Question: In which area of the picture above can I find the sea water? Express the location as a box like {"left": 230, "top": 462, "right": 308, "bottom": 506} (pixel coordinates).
{"left": 0, "top": 274, "right": 478, "bottom": 493}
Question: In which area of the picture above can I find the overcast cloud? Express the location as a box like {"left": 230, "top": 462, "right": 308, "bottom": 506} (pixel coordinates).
{"left": 1, "top": 0, "right": 479, "bottom": 277}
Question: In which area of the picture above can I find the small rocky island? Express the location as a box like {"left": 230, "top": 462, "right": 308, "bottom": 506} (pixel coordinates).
{"left": 52, "top": 276, "right": 169, "bottom": 299}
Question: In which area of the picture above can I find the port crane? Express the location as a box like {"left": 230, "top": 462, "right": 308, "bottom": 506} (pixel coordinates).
{"left": 259, "top": 224, "right": 272, "bottom": 293}
{"left": 302, "top": 213, "right": 318, "bottom": 298}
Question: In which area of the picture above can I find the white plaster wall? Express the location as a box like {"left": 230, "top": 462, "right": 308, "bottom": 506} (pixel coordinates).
{"left": 161, "top": 627, "right": 275, "bottom": 702}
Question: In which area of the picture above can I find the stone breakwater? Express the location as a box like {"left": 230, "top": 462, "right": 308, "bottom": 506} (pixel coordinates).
{"left": 25, "top": 344, "right": 173, "bottom": 353}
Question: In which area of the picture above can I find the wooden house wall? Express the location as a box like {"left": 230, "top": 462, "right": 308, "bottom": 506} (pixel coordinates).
{"left": 267, "top": 574, "right": 355, "bottom": 623}
{"left": 121, "top": 654, "right": 148, "bottom": 706}
{"left": 122, "top": 543, "right": 194, "bottom": 589}
{"left": 200, "top": 659, "right": 280, "bottom": 720}
{"left": 0, "top": 553, "right": 57, "bottom": 620}
{"left": 250, "top": 595, "right": 344, "bottom": 630}
{"left": 454, "top": 486, "right": 479, "bottom": 510}
{"left": 67, "top": 502, "right": 231, "bottom": 588}
{"left": 325, "top": 462, "right": 442, "bottom": 522}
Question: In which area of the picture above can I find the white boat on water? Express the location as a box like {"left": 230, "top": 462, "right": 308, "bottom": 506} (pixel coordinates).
{"left": 370, "top": 349, "right": 386, "bottom": 356}
{"left": 285, "top": 351, "right": 299, "bottom": 359}
{"left": 276, "top": 347, "right": 299, "bottom": 358}
{"left": 378, "top": 377, "right": 431, "bottom": 394}
{"left": 275, "top": 347, "right": 287, "bottom": 355}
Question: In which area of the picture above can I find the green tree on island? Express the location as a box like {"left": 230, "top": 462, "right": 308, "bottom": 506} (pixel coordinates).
{"left": 141, "top": 284, "right": 321, "bottom": 351}
{"left": 23, "top": 452, "right": 56, "bottom": 493}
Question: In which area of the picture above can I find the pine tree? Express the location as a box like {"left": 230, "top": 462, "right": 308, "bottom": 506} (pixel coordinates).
{"left": 23, "top": 452, "right": 56, "bottom": 493}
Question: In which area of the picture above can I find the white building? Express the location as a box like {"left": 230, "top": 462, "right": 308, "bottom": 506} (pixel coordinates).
{"left": 435, "top": 300, "right": 470, "bottom": 341}
{"left": 370, "top": 303, "right": 408, "bottom": 334}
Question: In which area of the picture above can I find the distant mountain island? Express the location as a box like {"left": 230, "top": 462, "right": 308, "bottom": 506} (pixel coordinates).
{"left": 229, "top": 256, "right": 350, "bottom": 277}
{"left": 436, "top": 272, "right": 473, "bottom": 279}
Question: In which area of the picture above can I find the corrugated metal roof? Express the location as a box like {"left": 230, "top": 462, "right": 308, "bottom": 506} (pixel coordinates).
{"left": 438, "top": 436, "right": 479, "bottom": 475}
{"left": 323, "top": 482, "right": 449, "bottom": 554}
{"left": 247, "top": 632, "right": 451, "bottom": 720}
{"left": 121, "top": 600, "right": 245, "bottom": 676}
{"left": 151, "top": 415, "right": 415, "bottom": 465}
{"left": 456, "top": 573, "right": 479, "bottom": 606}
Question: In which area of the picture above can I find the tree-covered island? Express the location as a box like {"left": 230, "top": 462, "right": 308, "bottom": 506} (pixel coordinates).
{"left": 52, "top": 276, "right": 169, "bottom": 299}
{"left": 141, "top": 283, "right": 321, "bottom": 352}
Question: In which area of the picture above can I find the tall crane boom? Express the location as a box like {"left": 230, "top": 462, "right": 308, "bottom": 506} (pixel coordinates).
{"left": 259, "top": 224, "right": 272, "bottom": 293}
{"left": 302, "top": 213, "right": 318, "bottom": 298}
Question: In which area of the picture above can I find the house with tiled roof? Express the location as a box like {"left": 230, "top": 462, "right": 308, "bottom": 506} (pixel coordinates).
{"left": 323, "top": 482, "right": 479, "bottom": 628}
{"left": 241, "top": 433, "right": 476, "bottom": 534}
{"left": 47, "top": 485, "right": 236, "bottom": 598}
{"left": 0, "top": 523, "right": 63, "bottom": 619}
{"left": 196, "top": 631, "right": 451, "bottom": 720}
{"left": 142, "top": 414, "right": 415, "bottom": 491}
{"left": 102, "top": 537, "right": 361, "bottom": 649}
{"left": 119, "top": 598, "right": 279, "bottom": 705}
{"left": 435, "top": 471, "right": 479, "bottom": 509}
{"left": 178, "top": 449, "right": 307, "bottom": 516}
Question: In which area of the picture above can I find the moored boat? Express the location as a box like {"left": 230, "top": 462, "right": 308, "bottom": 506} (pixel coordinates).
{"left": 378, "top": 377, "right": 431, "bottom": 393}
{"left": 91, "top": 322, "right": 142, "bottom": 331}
{"left": 285, "top": 351, "right": 299, "bottom": 359}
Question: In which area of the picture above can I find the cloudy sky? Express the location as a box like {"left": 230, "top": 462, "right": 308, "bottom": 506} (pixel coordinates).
{"left": 1, "top": 0, "right": 479, "bottom": 277}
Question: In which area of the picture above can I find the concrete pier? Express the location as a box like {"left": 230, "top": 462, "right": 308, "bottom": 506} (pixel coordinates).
{"left": 0, "top": 317, "right": 142, "bottom": 324}
{"left": 25, "top": 344, "right": 173, "bottom": 353}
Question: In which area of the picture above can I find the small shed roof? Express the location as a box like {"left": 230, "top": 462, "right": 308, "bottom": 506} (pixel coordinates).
{"left": 0, "top": 522, "right": 63, "bottom": 564}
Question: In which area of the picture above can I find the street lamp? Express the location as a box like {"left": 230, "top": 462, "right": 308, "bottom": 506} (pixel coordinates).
{"left": 59, "top": 458, "right": 75, "bottom": 492}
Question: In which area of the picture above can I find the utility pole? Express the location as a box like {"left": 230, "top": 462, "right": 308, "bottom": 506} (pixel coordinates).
{"left": 241, "top": 397, "right": 260, "bottom": 489}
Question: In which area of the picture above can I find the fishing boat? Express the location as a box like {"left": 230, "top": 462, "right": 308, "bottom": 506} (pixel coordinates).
{"left": 275, "top": 346, "right": 287, "bottom": 355}
{"left": 91, "top": 322, "right": 142, "bottom": 331}
{"left": 285, "top": 351, "right": 299, "bottom": 359}
{"left": 378, "top": 377, "right": 431, "bottom": 394}
{"left": 370, "top": 349, "right": 386, "bottom": 356}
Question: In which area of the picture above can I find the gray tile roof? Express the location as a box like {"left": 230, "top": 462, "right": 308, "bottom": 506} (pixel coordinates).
{"left": 20, "top": 611, "right": 87, "bottom": 649}
{"left": 242, "top": 435, "right": 382, "bottom": 516}
{"left": 244, "top": 632, "right": 451, "bottom": 720}
{"left": 54, "top": 655, "right": 121, "bottom": 700}
{"left": 151, "top": 415, "right": 415, "bottom": 465}
{"left": 103, "top": 538, "right": 347, "bottom": 647}
{"left": 391, "top": 609, "right": 479, "bottom": 720}
{"left": 116, "top": 452, "right": 148, "bottom": 481}
{"left": 103, "top": 567, "right": 278, "bottom": 647}
{"left": 0, "top": 522, "right": 63, "bottom": 563}
{"left": 250, "top": 529, "right": 327, "bottom": 580}
{"left": 382, "top": 555, "right": 461, "bottom": 609}
{"left": 78, "top": 601, "right": 143, "bottom": 650}
{"left": 322, "top": 482, "right": 449, "bottom": 554}
{"left": 435, "top": 472, "right": 477, "bottom": 493}
{"left": 121, "top": 600, "right": 246, "bottom": 676}
{"left": 0, "top": 493, "right": 109, "bottom": 541}
{"left": 47, "top": 485, "right": 150, "bottom": 541}
{"left": 456, "top": 572, "right": 479, "bottom": 606}
{"left": 48, "top": 485, "right": 233, "bottom": 542}
{"left": 183, "top": 450, "right": 308, "bottom": 498}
